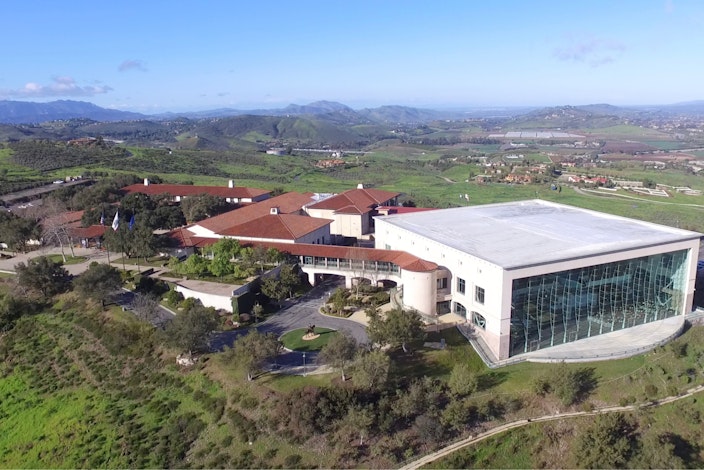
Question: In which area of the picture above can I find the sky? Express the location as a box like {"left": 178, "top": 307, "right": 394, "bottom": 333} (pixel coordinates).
{"left": 1, "top": 0, "right": 703, "bottom": 113}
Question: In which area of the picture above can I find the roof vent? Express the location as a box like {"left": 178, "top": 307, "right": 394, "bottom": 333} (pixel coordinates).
{"left": 357, "top": 183, "right": 364, "bottom": 189}
{"left": 144, "top": 178, "right": 150, "bottom": 186}
{"left": 270, "top": 207, "right": 279, "bottom": 215}
{"left": 228, "top": 179, "right": 235, "bottom": 188}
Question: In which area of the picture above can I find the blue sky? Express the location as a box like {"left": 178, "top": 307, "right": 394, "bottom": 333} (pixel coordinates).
{"left": 1, "top": 0, "right": 702, "bottom": 113}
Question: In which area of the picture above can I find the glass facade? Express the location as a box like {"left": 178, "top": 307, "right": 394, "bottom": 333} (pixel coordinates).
{"left": 509, "top": 250, "right": 689, "bottom": 357}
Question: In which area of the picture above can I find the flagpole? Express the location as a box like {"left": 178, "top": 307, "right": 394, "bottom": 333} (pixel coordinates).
{"left": 129, "top": 213, "right": 140, "bottom": 273}
{"left": 121, "top": 228, "right": 126, "bottom": 273}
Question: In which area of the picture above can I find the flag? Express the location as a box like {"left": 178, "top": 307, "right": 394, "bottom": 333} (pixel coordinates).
{"left": 129, "top": 214, "right": 136, "bottom": 231}
{"left": 99, "top": 212, "right": 105, "bottom": 226}
{"left": 111, "top": 211, "right": 119, "bottom": 231}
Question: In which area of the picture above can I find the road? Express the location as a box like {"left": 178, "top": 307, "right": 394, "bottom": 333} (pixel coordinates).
{"left": 115, "top": 288, "right": 176, "bottom": 328}
{"left": 399, "top": 384, "right": 704, "bottom": 469}
{"left": 211, "top": 279, "right": 368, "bottom": 352}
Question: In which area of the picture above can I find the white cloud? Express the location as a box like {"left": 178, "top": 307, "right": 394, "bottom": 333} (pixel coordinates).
{"left": 118, "top": 59, "right": 147, "bottom": 72}
{"left": 0, "top": 76, "right": 113, "bottom": 98}
{"left": 553, "top": 37, "right": 626, "bottom": 67}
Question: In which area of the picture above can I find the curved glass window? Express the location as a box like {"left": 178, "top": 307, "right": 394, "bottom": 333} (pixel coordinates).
{"left": 509, "top": 250, "right": 688, "bottom": 357}
{"left": 472, "top": 311, "right": 486, "bottom": 330}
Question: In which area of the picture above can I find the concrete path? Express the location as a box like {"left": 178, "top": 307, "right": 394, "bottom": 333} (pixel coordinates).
{"left": 0, "top": 246, "right": 111, "bottom": 275}
{"left": 399, "top": 384, "right": 704, "bottom": 470}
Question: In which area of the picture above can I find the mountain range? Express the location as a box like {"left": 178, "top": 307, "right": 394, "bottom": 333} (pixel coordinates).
{"left": 0, "top": 99, "right": 537, "bottom": 125}
{"left": 3, "top": 99, "right": 704, "bottom": 127}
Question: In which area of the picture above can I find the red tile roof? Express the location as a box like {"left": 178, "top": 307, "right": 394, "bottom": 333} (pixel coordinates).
{"left": 121, "top": 183, "right": 270, "bottom": 200}
{"left": 43, "top": 210, "right": 85, "bottom": 228}
{"left": 167, "top": 233, "right": 437, "bottom": 273}
{"left": 197, "top": 192, "right": 316, "bottom": 234}
{"left": 220, "top": 214, "right": 332, "bottom": 241}
{"left": 306, "top": 188, "right": 400, "bottom": 214}
{"left": 70, "top": 225, "right": 107, "bottom": 239}
{"left": 249, "top": 242, "right": 438, "bottom": 273}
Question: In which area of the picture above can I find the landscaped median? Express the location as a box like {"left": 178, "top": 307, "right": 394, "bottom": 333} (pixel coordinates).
{"left": 279, "top": 327, "right": 337, "bottom": 352}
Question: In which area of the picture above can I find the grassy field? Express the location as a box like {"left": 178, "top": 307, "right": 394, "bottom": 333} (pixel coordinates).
{"left": 2, "top": 295, "right": 704, "bottom": 469}
{"left": 45, "top": 254, "right": 87, "bottom": 265}
{"left": 280, "top": 327, "right": 336, "bottom": 351}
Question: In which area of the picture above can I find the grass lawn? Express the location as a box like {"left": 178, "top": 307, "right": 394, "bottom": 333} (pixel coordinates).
{"left": 279, "top": 327, "right": 337, "bottom": 351}
{"left": 45, "top": 254, "right": 87, "bottom": 265}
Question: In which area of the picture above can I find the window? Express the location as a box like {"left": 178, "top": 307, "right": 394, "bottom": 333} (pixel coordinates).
{"left": 457, "top": 277, "right": 466, "bottom": 294}
{"left": 472, "top": 312, "right": 486, "bottom": 330}
{"left": 475, "top": 286, "right": 485, "bottom": 304}
{"left": 437, "top": 278, "right": 448, "bottom": 289}
{"left": 455, "top": 302, "right": 467, "bottom": 317}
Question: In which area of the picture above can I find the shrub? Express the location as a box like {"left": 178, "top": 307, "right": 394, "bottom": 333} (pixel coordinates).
{"left": 284, "top": 454, "right": 302, "bottom": 468}
{"left": 164, "top": 288, "right": 184, "bottom": 307}
{"left": 670, "top": 342, "right": 688, "bottom": 358}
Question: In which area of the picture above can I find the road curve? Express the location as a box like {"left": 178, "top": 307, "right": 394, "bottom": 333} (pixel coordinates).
{"left": 399, "top": 384, "right": 704, "bottom": 470}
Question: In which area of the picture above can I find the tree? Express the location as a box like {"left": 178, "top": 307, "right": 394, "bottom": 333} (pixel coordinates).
{"left": 441, "top": 399, "right": 475, "bottom": 432}
{"left": 278, "top": 263, "right": 302, "bottom": 298}
{"left": 15, "top": 256, "right": 71, "bottom": 299}
{"left": 241, "top": 245, "right": 269, "bottom": 274}
{"left": 0, "top": 213, "right": 41, "bottom": 253}
{"left": 632, "top": 432, "right": 690, "bottom": 469}
{"left": 208, "top": 237, "right": 240, "bottom": 278}
{"left": 181, "top": 254, "right": 209, "bottom": 277}
{"left": 0, "top": 293, "right": 37, "bottom": 332}
{"left": 180, "top": 193, "right": 230, "bottom": 223}
{"left": 546, "top": 363, "right": 597, "bottom": 405}
{"left": 128, "top": 224, "right": 158, "bottom": 261}
{"left": 366, "top": 307, "right": 425, "bottom": 353}
{"left": 165, "top": 303, "right": 219, "bottom": 356}
{"left": 318, "top": 331, "right": 358, "bottom": 381}
{"left": 337, "top": 406, "right": 374, "bottom": 446}
{"left": 352, "top": 349, "right": 390, "bottom": 391}
{"left": 261, "top": 276, "right": 287, "bottom": 305}
{"left": 131, "top": 292, "right": 163, "bottom": 325}
{"left": 572, "top": 413, "right": 636, "bottom": 468}
{"left": 73, "top": 262, "right": 123, "bottom": 307}
{"left": 232, "top": 329, "right": 281, "bottom": 381}
{"left": 448, "top": 363, "right": 479, "bottom": 397}
{"left": 252, "top": 302, "right": 264, "bottom": 323}
{"left": 39, "top": 198, "right": 75, "bottom": 262}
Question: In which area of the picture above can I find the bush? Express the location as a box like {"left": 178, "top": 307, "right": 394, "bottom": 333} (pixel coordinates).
{"left": 284, "top": 454, "right": 302, "bottom": 468}
{"left": 670, "top": 342, "right": 688, "bottom": 358}
{"left": 164, "top": 288, "right": 184, "bottom": 307}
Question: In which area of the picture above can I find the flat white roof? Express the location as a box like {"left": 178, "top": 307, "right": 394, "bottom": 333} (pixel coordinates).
{"left": 376, "top": 200, "right": 702, "bottom": 269}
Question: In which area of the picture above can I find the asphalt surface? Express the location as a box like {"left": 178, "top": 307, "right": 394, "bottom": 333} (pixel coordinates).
{"left": 210, "top": 279, "right": 369, "bottom": 370}
{"left": 211, "top": 279, "right": 368, "bottom": 354}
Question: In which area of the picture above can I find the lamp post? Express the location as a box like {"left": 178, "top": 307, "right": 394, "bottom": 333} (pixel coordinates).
{"left": 302, "top": 352, "right": 306, "bottom": 377}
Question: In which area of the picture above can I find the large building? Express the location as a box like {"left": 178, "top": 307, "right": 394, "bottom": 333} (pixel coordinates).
{"left": 122, "top": 179, "right": 271, "bottom": 204}
{"left": 172, "top": 192, "right": 333, "bottom": 248}
{"left": 375, "top": 200, "right": 701, "bottom": 361}
{"left": 303, "top": 184, "right": 400, "bottom": 241}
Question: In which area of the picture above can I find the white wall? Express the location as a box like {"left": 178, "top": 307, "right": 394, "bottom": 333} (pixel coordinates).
{"left": 175, "top": 285, "right": 233, "bottom": 312}
{"left": 306, "top": 207, "right": 366, "bottom": 238}
{"left": 377, "top": 218, "right": 701, "bottom": 360}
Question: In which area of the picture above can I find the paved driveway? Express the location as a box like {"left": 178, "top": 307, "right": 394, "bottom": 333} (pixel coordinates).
{"left": 211, "top": 280, "right": 369, "bottom": 351}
